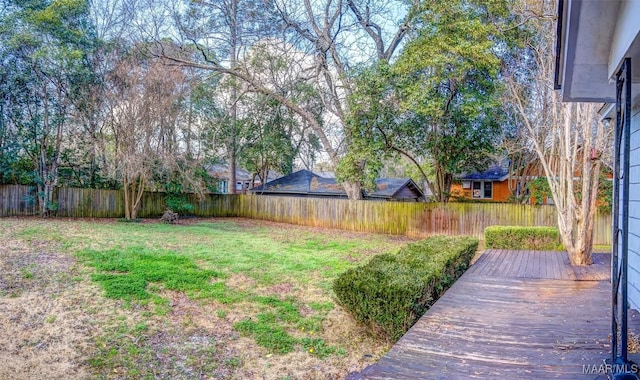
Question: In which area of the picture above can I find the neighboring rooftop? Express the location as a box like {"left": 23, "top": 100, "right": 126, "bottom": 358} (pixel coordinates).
{"left": 459, "top": 165, "right": 509, "bottom": 181}
{"left": 251, "top": 170, "right": 424, "bottom": 201}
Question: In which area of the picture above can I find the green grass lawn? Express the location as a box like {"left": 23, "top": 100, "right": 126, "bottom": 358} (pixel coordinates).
{"left": 2, "top": 218, "right": 410, "bottom": 379}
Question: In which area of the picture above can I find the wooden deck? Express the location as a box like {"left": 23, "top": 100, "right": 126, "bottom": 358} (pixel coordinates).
{"left": 354, "top": 250, "right": 613, "bottom": 379}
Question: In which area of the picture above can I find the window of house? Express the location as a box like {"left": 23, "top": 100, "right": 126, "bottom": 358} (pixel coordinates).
{"left": 472, "top": 181, "right": 493, "bottom": 199}
{"left": 220, "top": 180, "right": 228, "bottom": 193}
{"left": 472, "top": 181, "right": 482, "bottom": 198}
{"left": 484, "top": 181, "right": 492, "bottom": 198}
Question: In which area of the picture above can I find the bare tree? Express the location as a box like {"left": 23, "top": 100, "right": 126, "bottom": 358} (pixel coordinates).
{"left": 507, "top": 0, "right": 612, "bottom": 265}
{"left": 500, "top": 126, "right": 540, "bottom": 203}
{"left": 105, "top": 56, "right": 186, "bottom": 219}
{"left": 161, "top": 0, "right": 418, "bottom": 199}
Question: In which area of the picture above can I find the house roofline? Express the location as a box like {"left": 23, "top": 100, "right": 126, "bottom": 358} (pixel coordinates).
{"left": 388, "top": 178, "right": 412, "bottom": 198}
{"left": 459, "top": 174, "right": 509, "bottom": 182}
{"left": 553, "top": 0, "right": 565, "bottom": 90}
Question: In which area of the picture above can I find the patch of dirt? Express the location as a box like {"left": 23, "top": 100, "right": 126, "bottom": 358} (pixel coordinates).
{"left": 0, "top": 233, "right": 109, "bottom": 380}
{"left": 0, "top": 289, "right": 96, "bottom": 379}
{"left": 226, "top": 305, "right": 391, "bottom": 380}
{"left": 0, "top": 250, "right": 75, "bottom": 297}
{"left": 0, "top": 223, "right": 146, "bottom": 380}
{"left": 161, "top": 285, "right": 391, "bottom": 380}
{"left": 321, "top": 307, "right": 391, "bottom": 368}
{"left": 225, "top": 273, "right": 257, "bottom": 293}
{"left": 141, "top": 328, "right": 241, "bottom": 379}
{"left": 264, "top": 282, "right": 295, "bottom": 296}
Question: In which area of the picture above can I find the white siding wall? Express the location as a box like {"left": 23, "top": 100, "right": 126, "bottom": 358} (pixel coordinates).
{"left": 626, "top": 105, "right": 640, "bottom": 310}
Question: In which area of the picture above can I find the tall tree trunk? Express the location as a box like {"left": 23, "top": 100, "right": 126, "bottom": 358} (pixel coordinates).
{"left": 229, "top": 147, "right": 237, "bottom": 194}
{"left": 130, "top": 177, "right": 145, "bottom": 220}
{"left": 39, "top": 88, "right": 52, "bottom": 217}
{"left": 342, "top": 181, "right": 363, "bottom": 200}
{"left": 228, "top": 0, "right": 239, "bottom": 195}
{"left": 39, "top": 145, "right": 48, "bottom": 217}
{"left": 511, "top": 78, "right": 608, "bottom": 265}
{"left": 433, "top": 163, "right": 452, "bottom": 203}
{"left": 124, "top": 177, "right": 131, "bottom": 220}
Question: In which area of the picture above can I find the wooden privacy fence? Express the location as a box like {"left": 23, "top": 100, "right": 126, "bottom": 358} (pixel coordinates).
{"left": 233, "top": 196, "right": 612, "bottom": 245}
{"left": 0, "top": 185, "right": 612, "bottom": 245}
{"left": 0, "top": 185, "right": 233, "bottom": 218}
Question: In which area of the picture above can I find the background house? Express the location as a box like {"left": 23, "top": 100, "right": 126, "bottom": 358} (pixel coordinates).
{"left": 450, "top": 164, "right": 512, "bottom": 202}
{"left": 451, "top": 158, "right": 610, "bottom": 205}
{"left": 206, "top": 164, "right": 279, "bottom": 194}
{"left": 251, "top": 169, "right": 425, "bottom": 201}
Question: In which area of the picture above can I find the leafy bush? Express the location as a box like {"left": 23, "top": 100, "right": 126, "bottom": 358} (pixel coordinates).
{"left": 333, "top": 235, "right": 478, "bottom": 340}
{"left": 598, "top": 174, "right": 613, "bottom": 213}
{"left": 164, "top": 193, "right": 194, "bottom": 214}
{"left": 485, "top": 225, "right": 561, "bottom": 250}
{"left": 527, "top": 177, "right": 552, "bottom": 205}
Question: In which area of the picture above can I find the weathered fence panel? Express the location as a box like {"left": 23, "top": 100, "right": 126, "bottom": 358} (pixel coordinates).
{"left": 233, "top": 196, "right": 611, "bottom": 243}
{"left": 55, "top": 187, "right": 124, "bottom": 218}
{"left": 0, "top": 185, "right": 38, "bottom": 216}
{"left": 0, "top": 185, "right": 612, "bottom": 245}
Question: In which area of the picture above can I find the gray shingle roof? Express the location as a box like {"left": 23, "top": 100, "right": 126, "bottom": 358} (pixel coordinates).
{"left": 251, "top": 169, "right": 319, "bottom": 193}
{"left": 251, "top": 170, "right": 424, "bottom": 199}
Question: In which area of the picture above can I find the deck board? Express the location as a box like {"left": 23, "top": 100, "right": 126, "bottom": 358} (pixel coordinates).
{"left": 354, "top": 250, "right": 613, "bottom": 379}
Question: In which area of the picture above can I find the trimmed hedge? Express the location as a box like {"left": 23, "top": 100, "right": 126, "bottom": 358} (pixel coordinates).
{"left": 332, "top": 235, "right": 478, "bottom": 340}
{"left": 485, "top": 225, "right": 561, "bottom": 250}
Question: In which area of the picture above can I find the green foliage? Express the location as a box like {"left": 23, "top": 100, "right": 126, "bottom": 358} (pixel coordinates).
{"left": 527, "top": 177, "right": 552, "bottom": 205}
{"left": 484, "top": 226, "right": 561, "bottom": 250}
{"left": 234, "top": 316, "right": 298, "bottom": 354}
{"left": 333, "top": 235, "right": 478, "bottom": 340}
{"left": 340, "top": 0, "right": 524, "bottom": 200}
{"left": 0, "top": 0, "right": 98, "bottom": 213}
{"left": 164, "top": 194, "right": 194, "bottom": 214}
{"left": 300, "top": 337, "right": 344, "bottom": 359}
{"left": 21, "top": 266, "right": 35, "bottom": 279}
{"left": 528, "top": 174, "right": 613, "bottom": 212}
{"left": 155, "top": 162, "right": 220, "bottom": 214}
{"left": 0, "top": 157, "right": 38, "bottom": 185}
{"left": 233, "top": 296, "right": 342, "bottom": 357}
{"left": 191, "top": 44, "right": 314, "bottom": 188}
{"left": 337, "top": 63, "right": 395, "bottom": 191}
{"left": 78, "top": 247, "right": 222, "bottom": 302}
{"left": 598, "top": 174, "right": 613, "bottom": 213}
{"left": 395, "top": 1, "right": 521, "bottom": 202}
{"left": 240, "top": 94, "right": 301, "bottom": 180}
{"left": 57, "top": 150, "right": 119, "bottom": 189}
